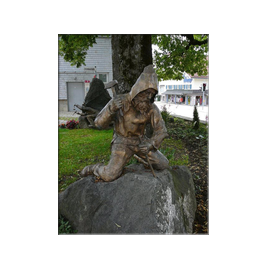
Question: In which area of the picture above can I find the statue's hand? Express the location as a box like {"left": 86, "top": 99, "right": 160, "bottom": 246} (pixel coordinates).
{"left": 138, "top": 142, "right": 154, "bottom": 155}
{"left": 110, "top": 97, "right": 123, "bottom": 113}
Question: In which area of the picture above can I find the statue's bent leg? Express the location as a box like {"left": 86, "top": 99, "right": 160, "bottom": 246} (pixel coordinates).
{"left": 93, "top": 143, "right": 133, "bottom": 182}
{"left": 137, "top": 149, "right": 169, "bottom": 170}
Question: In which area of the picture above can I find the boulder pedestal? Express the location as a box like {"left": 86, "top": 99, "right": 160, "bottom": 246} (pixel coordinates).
{"left": 59, "top": 164, "right": 196, "bottom": 234}
{"left": 78, "top": 115, "right": 89, "bottom": 129}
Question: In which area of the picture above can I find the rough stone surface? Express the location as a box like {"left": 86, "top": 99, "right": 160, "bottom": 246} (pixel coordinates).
{"left": 78, "top": 115, "right": 89, "bottom": 129}
{"left": 59, "top": 164, "right": 196, "bottom": 234}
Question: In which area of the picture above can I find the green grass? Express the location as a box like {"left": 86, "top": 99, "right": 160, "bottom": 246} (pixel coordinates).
{"left": 58, "top": 128, "right": 188, "bottom": 191}
{"left": 58, "top": 128, "right": 113, "bottom": 191}
{"left": 160, "top": 138, "right": 189, "bottom": 166}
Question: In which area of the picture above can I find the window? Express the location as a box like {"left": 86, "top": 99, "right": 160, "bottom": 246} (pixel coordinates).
{"left": 99, "top": 73, "right": 108, "bottom": 83}
{"left": 160, "top": 85, "right": 165, "bottom": 93}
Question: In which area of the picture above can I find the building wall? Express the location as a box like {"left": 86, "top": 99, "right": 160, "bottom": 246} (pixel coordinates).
{"left": 58, "top": 36, "right": 113, "bottom": 111}
{"left": 159, "top": 79, "right": 184, "bottom": 88}
{"left": 191, "top": 78, "right": 209, "bottom": 90}
{"left": 59, "top": 100, "right": 68, "bottom": 112}
{"left": 159, "top": 78, "right": 209, "bottom": 91}
{"left": 158, "top": 76, "right": 209, "bottom": 106}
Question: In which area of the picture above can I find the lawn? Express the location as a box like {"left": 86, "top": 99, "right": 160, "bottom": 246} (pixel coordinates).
{"left": 58, "top": 128, "right": 113, "bottom": 191}
{"left": 58, "top": 115, "right": 208, "bottom": 234}
{"left": 58, "top": 127, "right": 188, "bottom": 192}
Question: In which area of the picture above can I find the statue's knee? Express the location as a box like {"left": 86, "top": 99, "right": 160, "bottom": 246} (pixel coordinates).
{"left": 153, "top": 156, "right": 169, "bottom": 170}
{"left": 161, "top": 159, "right": 169, "bottom": 170}
{"left": 162, "top": 159, "right": 169, "bottom": 169}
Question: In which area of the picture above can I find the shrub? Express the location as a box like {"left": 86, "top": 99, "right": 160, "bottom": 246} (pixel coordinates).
{"left": 59, "top": 123, "right": 66, "bottom": 129}
{"left": 66, "top": 119, "right": 79, "bottom": 130}
{"left": 58, "top": 215, "right": 77, "bottom": 234}
{"left": 192, "top": 105, "right": 200, "bottom": 130}
{"left": 161, "top": 105, "right": 171, "bottom": 125}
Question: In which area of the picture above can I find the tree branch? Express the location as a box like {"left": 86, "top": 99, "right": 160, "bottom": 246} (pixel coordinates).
{"left": 183, "top": 34, "right": 208, "bottom": 48}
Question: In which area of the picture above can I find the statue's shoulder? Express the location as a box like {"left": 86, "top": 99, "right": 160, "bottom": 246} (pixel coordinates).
{"left": 118, "top": 93, "right": 130, "bottom": 102}
{"left": 117, "top": 93, "right": 131, "bottom": 112}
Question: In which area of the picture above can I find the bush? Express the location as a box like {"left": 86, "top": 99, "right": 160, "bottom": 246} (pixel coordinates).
{"left": 66, "top": 120, "right": 79, "bottom": 130}
{"left": 192, "top": 105, "right": 200, "bottom": 130}
{"left": 161, "top": 105, "right": 171, "bottom": 125}
{"left": 58, "top": 215, "right": 77, "bottom": 234}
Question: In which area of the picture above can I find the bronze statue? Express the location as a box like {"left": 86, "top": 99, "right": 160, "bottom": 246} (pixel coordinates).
{"left": 81, "top": 65, "right": 169, "bottom": 181}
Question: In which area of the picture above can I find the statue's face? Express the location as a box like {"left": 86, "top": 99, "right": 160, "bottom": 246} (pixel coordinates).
{"left": 132, "top": 88, "right": 156, "bottom": 114}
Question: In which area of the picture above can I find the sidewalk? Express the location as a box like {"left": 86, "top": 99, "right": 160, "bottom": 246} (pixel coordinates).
{"left": 58, "top": 111, "right": 79, "bottom": 125}
{"left": 154, "top": 101, "right": 208, "bottom": 123}
{"left": 59, "top": 102, "right": 209, "bottom": 125}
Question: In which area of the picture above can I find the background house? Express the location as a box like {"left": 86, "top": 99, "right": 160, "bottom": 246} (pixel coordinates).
{"left": 158, "top": 69, "right": 209, "bottom": 106}
{"left": 59, "top": 36, "right": 208, "bottom": 111}
{"left": 58, "top": 36, "right": 113, "bottom": 112}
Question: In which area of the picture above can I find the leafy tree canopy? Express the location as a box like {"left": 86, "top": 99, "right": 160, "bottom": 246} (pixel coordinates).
{"left": 152, "top": 34, "right": 208, "bottom": 81}
{"left": 58, "top": 34, "right": 208, "bottom": 80}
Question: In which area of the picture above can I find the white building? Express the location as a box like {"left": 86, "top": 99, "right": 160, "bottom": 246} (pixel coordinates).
{"left": 58, "top": 36, "right": 113, "bottom": 112}
{"left": 59, "top": 36, "right": 208, "bottom": 111}
{"left": 158, "top": 71, "right": 209, "bottom": 106}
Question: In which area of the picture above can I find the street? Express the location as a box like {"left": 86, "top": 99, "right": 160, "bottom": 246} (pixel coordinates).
{"left": 59, "top": 101, "right": 209, "bottom": 125}
{"left": 155, "top": 101, "right": 208, "bottom": 123}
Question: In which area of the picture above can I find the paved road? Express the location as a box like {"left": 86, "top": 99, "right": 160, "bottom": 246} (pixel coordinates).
{"left": 154, "top": 101, "right": 208, "bottom": 123}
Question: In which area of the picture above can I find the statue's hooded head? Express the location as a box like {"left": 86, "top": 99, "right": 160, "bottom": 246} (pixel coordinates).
{"left": 129, "top": 65, "right": 159, "bottom": 103}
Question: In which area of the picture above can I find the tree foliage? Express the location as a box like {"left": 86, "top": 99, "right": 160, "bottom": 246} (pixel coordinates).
{"left": 58, "top": 34, "right": 208, "bottom": 79}
{"left": 58, "top": 34, "right": 99, "bottom": 67}
{"left": 152, "top": 34, "right": 208, "bottom": 81}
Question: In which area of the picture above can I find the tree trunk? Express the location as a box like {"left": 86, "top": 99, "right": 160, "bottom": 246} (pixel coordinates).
{"left": 111, "top": 34, "right": 152, "bottom": 94}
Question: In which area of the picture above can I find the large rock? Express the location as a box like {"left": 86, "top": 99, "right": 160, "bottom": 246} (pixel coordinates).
{"left": 59, "top": 165, "right": 196, "bottom": 234}
{"left": 78, "top": 115, "right": 89, "bottom": 129}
